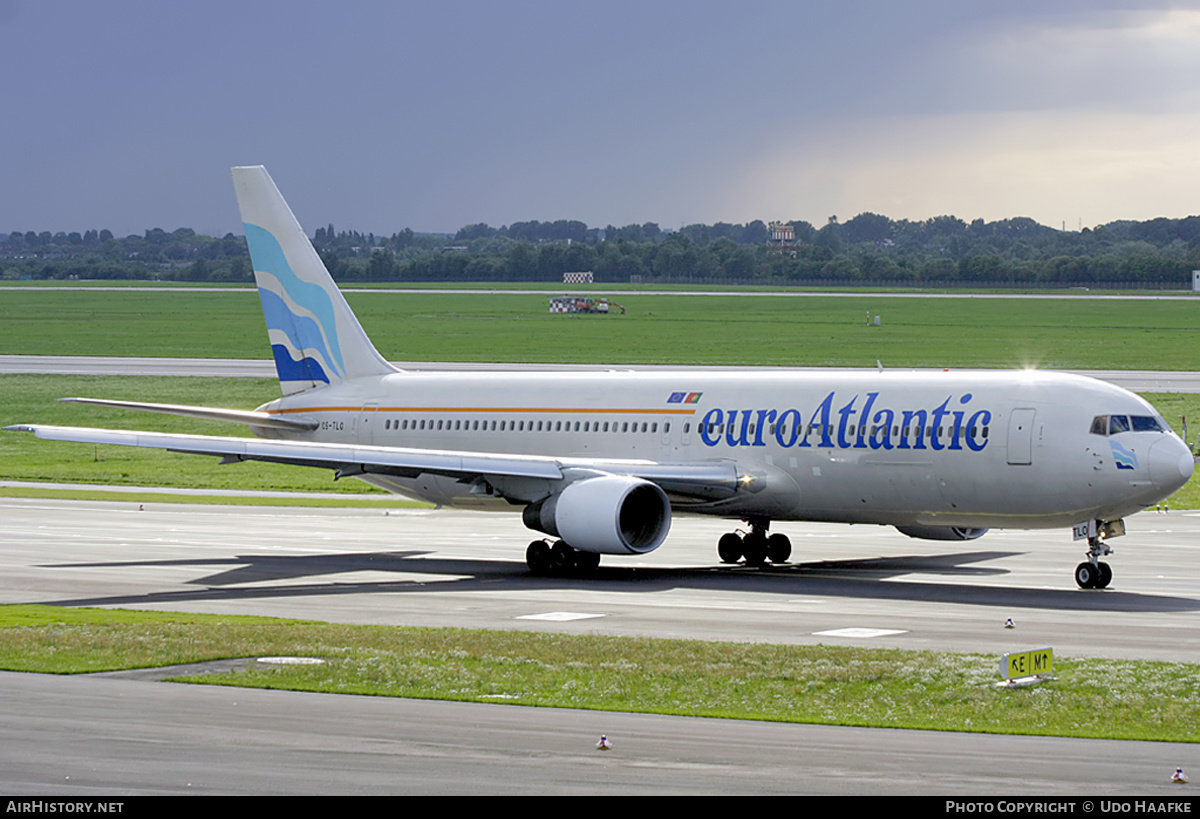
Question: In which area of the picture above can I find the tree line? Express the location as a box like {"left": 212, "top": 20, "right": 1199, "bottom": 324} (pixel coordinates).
{"left": 4, "top": 211, "right": 1199, "bottom": 287}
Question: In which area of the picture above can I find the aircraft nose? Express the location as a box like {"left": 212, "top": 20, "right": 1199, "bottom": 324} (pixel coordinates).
{"left": 1148, "top": 436, "right": 1194, "bottom": 493}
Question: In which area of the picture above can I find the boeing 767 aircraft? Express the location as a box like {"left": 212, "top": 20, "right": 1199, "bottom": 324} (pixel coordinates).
{"left": 7, "top": 167, "right": 1194, "bottom": 588}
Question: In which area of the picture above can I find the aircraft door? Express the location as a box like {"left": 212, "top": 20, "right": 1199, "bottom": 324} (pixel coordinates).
{"left": 359, "top": 403, "right": 378, "bottom": 445}
{"left": 1006, "top": 408, "right": 1036, "bottom": 465}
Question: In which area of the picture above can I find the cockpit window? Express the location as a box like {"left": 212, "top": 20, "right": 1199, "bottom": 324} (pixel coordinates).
{"left": 1092, "top": 414, "right": 1166, "bottom": 435}
{"left": 1131, "top": 415, "right": 1166, "bottom": 433}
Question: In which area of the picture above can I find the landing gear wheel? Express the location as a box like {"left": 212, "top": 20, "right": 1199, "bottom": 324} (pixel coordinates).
{"left": 550, "top": 540, "right": 577, "bottom": 571}
{"left": 766, "top": 533, "right": 792, "bottom": 564}
{"left": 717, "top": 533, "right": 743, "bottom": 564}
{"left": 1096, "top": 561, "right": 1112, "bottom": 589}
{"left": 742, "top": 531, "right": 768, "bottom": 566}
{"left": 526, "top": 539, "right": 552, "bottom": 574}
{"left": 1075, "top": 561, "right": 1099, "bottom": 589}
{"left": 574, "top": 550, "right": 601, "bottom": 573}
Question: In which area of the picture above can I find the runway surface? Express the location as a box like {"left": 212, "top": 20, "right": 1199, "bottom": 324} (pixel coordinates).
{"left": 2, "top": 498, "right": 1199, "bottom": 794}
{"left": 5, "top": 499, "right": 1199, "bottom": 658}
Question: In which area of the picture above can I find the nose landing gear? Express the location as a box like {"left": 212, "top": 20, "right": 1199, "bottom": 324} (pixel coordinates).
{"left": 1075, "top": 535, "right": 1113, "bottom": 589}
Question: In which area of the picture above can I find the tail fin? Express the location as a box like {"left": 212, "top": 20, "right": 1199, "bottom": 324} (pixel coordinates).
{"left": 232, "top": 165, "right": 396, "bottom": 395}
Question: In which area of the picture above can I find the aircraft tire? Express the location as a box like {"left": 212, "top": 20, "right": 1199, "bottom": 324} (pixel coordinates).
{"left": 742, "top": 532, "right": 768, "bottom": 566}
{"left": 766, "top": 533, "right": 792, "bottom": 563}
{"left": 717, "top": 533, "right": 743, "bottom": 564}
{"left": 550, "top": 540, "right": 577, "bottom": 571}
{"left": 1074, "top": 561, "right": 1099, "bottom": 589}
{"left": 1096, "top": 561, "right": 1113, "bottom": 589}
{"left": 574, "top": 550, "right": 601, "bottom": 573}
{"left": 526, "top": 540, "right": 552, "bottom": 573}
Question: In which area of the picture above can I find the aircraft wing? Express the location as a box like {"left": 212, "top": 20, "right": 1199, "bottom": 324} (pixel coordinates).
{"left": 3, "top": 424, "right": 741, "bottom": 499}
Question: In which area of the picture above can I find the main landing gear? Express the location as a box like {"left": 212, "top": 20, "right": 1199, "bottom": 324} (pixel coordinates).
{"left": 716, "top": 519, "right": 791, "bottom": 567}
{"left": 526, "top": 539, "right": 601, "bottom": 575}
{"left": 1074, "top": 536, "right": 1113, "bottom": 590}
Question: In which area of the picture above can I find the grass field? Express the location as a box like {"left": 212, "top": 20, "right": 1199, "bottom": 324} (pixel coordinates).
{"left": 3, "top": 288, "right": 1200, "bottom": 369}
{"left": 2, "top": 604, "right": 1197, "bottom": 742}
{"left": 0, "top": 375, "right": 383, "bottom": 494}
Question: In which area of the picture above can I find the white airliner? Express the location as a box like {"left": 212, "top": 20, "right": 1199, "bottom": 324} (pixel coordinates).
{"left": 7, "top": 167, "right": 1194, "bottom": 589}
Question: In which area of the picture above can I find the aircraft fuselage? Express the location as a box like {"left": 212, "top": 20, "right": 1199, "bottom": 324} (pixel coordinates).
{"left": 254, "top": 367, "right": 1190, "bottom": 530}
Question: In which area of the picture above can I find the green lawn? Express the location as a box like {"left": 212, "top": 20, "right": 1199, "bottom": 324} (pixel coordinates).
{"left": 1, "top": 604, "right": 1197, "bottom": 742}
{"left": 0, "top": 374, "right": 382, "bottom": 493}
{"left": 3, "top": 288, "right": 1200, "bottom": 369}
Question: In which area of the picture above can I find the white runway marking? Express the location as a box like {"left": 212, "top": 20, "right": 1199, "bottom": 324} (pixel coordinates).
{"left": 517, "top": 612, "right": 607, "bottom": 622}
{"left": 813, "top": 628, "right": 908, "bottom": 638}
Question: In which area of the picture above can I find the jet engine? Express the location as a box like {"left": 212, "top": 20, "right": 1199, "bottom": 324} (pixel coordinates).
{"left": 894, "top": 525, "right": 989, "bottom": 541}
{"left": 523, "top": 474, "right": 671, "bottom": 554}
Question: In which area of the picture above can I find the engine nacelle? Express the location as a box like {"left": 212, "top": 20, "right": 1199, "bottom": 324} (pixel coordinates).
{"left": 523, "top": 475, "right": 671, "bottom": 555}
{"left": 894, "top": 525, "right": 989, "bottom": 541}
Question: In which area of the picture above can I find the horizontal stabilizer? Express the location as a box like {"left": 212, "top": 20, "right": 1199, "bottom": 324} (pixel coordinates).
{"left": 56, "top": 397, "right": 318, "bottom": 431}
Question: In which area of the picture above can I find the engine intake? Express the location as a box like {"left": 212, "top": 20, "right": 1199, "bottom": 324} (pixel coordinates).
{"left": 523, "top": 475, "right": 671, "bottom": 554}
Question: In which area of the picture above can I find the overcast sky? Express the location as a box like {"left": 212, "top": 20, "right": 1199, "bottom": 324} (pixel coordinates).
{"left": 3, "top": 0, "right": 1199, "bottom": 237}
